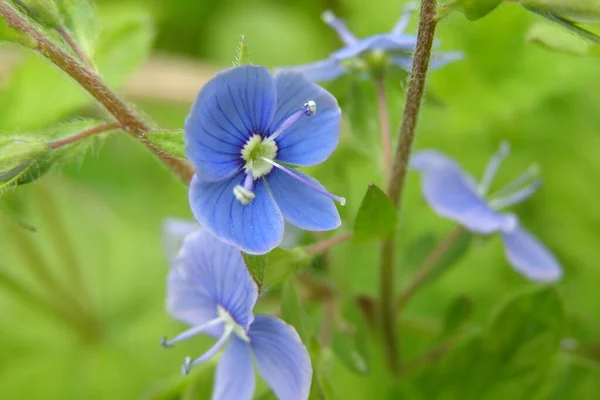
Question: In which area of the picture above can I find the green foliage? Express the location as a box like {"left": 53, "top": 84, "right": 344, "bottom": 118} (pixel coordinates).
{"left": 55, "top": 0, "right": 97, "bottom": 59}
{"left": 0, "top": 135, "right": 49, "bottom": 188}
{"left": 281, "top": 278, "right": 308, "bottom": 341}
{"left": 527, "top": 21, "right": 598, "bottom": 55}
{"left": 439, "top": 295, "right": 474, "bottom": 338}
{"left": 352, "top": 184, "right": 398, "bottom": 242}
{"left": 446, "top": 0, "right": 504, "bottom": 21}
{"left": 13, "top": 0, "right": 62, "bottom": 28}
{"left": 146, "top": 130, "right": 185, "bottom": 159}
{"left": 330, "top": 303, "right": 370, "bottom": 375}
{"left": 234, "top": 34, "right": 251, "bottom": 66}
{"left": 243, "top": 253, "right": 267, "bottom": 290}
{"left": 522, "top": 0, "right": 600, "bottom": 22}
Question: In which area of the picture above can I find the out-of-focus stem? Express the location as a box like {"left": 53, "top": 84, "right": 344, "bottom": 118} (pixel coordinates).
{"left": 305, "top": 232, "right": 353, "bottom": 255}
{"left": 375, "top": 79, "right": 393, "bottom": 186}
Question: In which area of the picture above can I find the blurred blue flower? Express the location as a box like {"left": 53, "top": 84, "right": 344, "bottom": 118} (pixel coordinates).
{"left": 277, "top": 4, "right": 463, "bottom": 81}
{"left": 185, "top": 65, "right": 345, "bottom": 254}
{"left": 411, "top": 143, "right": 562, "bottom": 282}
{"left": 162, "top": 229, "right": 312, "bottom": 400}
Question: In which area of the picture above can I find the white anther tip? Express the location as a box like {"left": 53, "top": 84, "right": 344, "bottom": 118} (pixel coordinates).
{"left": 321, "top": 10, "right": 335, "bottom": 23}
{"left": 181, "top": 357, "right": 192, "bottom": 375}
{"left": 304, "top": 100, "right": 317, "bottom": 116}
{"left": 233, "top": 185, "right": 256, "bottom": 205}
{"left": 339, "top": 197, "right": 346, "bottom": 206}
{"left": 160, "top": 336, "right": 171, "bottom": 348}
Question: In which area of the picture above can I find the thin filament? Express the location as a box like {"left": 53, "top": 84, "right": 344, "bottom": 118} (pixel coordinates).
{"left": 161, "top": 316, "right": 225, "bottom": 347}
{"left": 322, "top": 11, "right": 359, "bottom": 45}
{"left": 478, "top": 142, "right": 510, "bottom": 196}
{"left": 490, "top": 180, "right": 542, "bottom": 210}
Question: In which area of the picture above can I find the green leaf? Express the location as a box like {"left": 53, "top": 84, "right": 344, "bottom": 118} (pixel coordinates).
{"left": 242, "top": 253, "right": 266, "bottom": 291}
{"left": 146, "top": 131, "right": 185, "bottom": 159}
{"left": 426, "top": 230, "right": 472, "bottom": 283}
{"left": 13, "top": 0, "right": 62, "bottom": 28}
{"left": 522, "top": 3, "right": 600, "bottom": 44}
{"left": 330, "top": 303, "right": 370, "bottom": 375}
{"left": 439, "top": 295, "right": 474, "bottom": 338}
{"left": 527, "top": 22, "right": 595, "bottom": 55}
{"left": 55, "top": 0, "right": 97, "bottom": 60}
{"left": 352, "top": 184, "right": 397, "bottom": 242}
{"left": 522, "top": 0, "right": 600, "bottom": 22}
{"left": 233, "top": 34, "right": 251, "bottom": 66}
{"left": 449, "top": 0, "right": 503, "bottom": 21}
{"left": 280, "top": 278, "right": 308, "bottom": 342}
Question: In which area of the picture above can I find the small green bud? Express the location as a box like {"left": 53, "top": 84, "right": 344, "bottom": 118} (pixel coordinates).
{"left": 448, "top": 0, "right": 503, "bottom": 21}
{"left": 0, "top": 136, "right": 49, "bottom": 184}
{"left": 13, "top": 0, "right": 63, "bottom": 28}
{"left": 521, "top": 0, "right": 600, "bottom": 22}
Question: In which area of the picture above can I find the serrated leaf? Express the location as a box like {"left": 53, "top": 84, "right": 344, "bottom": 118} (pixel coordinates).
{"left": 452, "top": 0, "right": 503, "bottom": 21}
{"left": 353, "top": 184, "right": 397, "bottom": 242}
{"left": 234, "top": 34, "right": 251, "bottom": 66}
{"left": 146, "top": 131, "right": 185, "bottom": 159}
{"left": 281, "top": 278, "right": 308, "bottom": 342}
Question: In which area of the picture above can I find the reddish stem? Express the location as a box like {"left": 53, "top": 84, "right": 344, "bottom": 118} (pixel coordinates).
{"left": 49, "top": 122, "right": 120, "bottom": 149}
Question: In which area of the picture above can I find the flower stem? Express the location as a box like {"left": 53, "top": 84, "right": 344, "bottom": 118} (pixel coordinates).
{"left": 375, "top": 79, "right": 392, "bottom": 186}
{"left": 49, "top": 122, "right": 120, "bottom": 149}
{"left": 396, "top": 226, "right": 465, "bottom": 312}
{"left": 0, "top": 1, "right": 194, "bottom": 183}
{"left": 56, "top": 25, "right": 93, "bottom": 69}
{"left": 305, "top": 232, "right": 353, "bottom": 255}
{"left": 379, "top": 0, "right": 440, "bottom": 373}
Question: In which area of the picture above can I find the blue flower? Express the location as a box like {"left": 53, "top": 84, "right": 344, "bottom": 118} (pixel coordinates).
{"left": 411, "top": 143, "right": 562, "bottom": 282}
{"left": 185, "top": 65, "right": 345, "bottom": 254}
{"left": 162, "top": 229, "right": 312, "bottom": 400}
{"left": 277, "top": 4, "right": 463, "bottom": 82}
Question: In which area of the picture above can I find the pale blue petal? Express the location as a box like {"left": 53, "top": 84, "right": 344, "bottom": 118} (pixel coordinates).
{"left": 501, "top": 226, "right": 562, "bottom": 282}
{"left": 417, "top": 159, "right": 517, "bottom": 234}
{"left": 170, "top": 229, "right": 259, "bottom": 329}
{"left": 189, "top": 173, "right": 284, "bottom": 254}
{"left": 332, "top": 34, "right": 417, "bottom": 60}
{"left": 166, "top": 263, "right": 221, "bottom": 336}
{"left": 162, "top": 218, "right": 199, "bottom": 262}
{"left": 429, "top": 51, "right": 463, "bottom": 70}
{"left": 266, "top": 168, "right": 340, "bottom": 231}
{"left": 275, "top": 58, "right": 346, "bottom": 82}
{"left": 271, "top": 71, "right": 341, "bottom": 166}
{"left": 250, "top": 315, "right": 312, "bottom": 400}
{"left": 212, "top": 337, "right": 255, "bottom": 400}
{"left": 392, "top": 55, "right": 412, "bottom": 71}
{"left": 185, "top": 65, "right": 277, "bottom": 182}
{"left": 410, "top": 150, "right": 457, "bottom": 171}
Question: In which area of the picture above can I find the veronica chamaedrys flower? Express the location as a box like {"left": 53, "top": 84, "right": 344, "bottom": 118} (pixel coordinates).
{"left": 411, "top": 143, "right": 562, "bottom": 282}
{"left": 277, "top": 4, "right": 462, "bottom": 82}
{"left": 185, "top": 65, "right": 345, "bottom": 254}
{"left": 162, "top": 229, "right": 312, "bottom": 400}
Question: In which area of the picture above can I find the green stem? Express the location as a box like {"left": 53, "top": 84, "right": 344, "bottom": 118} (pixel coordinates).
{"left": 396, "top": 226, "right": 465, "bottom": 312}
{"left": 379, "top": 0, "right": 440, "bottom": 373}
{"left": 0, "top": 1, "right": 194, "bottom": 183}
{"left": 375, "top": 78, "right": 393, "bottom": 186}
{"left": 305, "top": 232, "right": 353, "bottom": 255}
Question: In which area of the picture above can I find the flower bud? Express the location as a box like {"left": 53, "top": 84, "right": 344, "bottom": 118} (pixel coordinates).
{"left": 0, "top": 136, "right": 48, "bottom": 185}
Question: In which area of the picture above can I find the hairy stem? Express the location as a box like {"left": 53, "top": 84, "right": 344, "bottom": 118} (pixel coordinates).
{"left": 305, "top": 232, "right": 353, "bottom": 255}
{"left": 375, "top": 79, "right": 392, "bottom": 186}
{"left": 49, "top": 122, "right": 120, "bottom": 149}
{"left": 56, "top": 26, "right": 93, "bottom": 69}
{"left": 379, "top": 0, "right": 439, "bottom": 373}
{"left": 397, "top": 226, "right": 465, "bottom": 312}
{"left": 0, "top": 1, "right": 194, "bottom": 183}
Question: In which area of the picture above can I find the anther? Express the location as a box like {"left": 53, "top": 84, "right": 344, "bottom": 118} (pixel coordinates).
{"left": 303, "top": 100, "right": 317, "bottom": 116}
{"left": 233, "top": 185, "right": 256, "bottom": 205}
{"left": 181, "top": 356, "right": 192, "bottom": 375}
{"left": 267, "top": 101, "right": 317, "bottom": 141}
{"left": 160, "top": 336, "right": 172, "bottom": 349}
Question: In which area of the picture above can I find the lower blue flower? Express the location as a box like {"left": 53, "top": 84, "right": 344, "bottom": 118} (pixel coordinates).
{"left": 161, "top": 229, "right": 312, "bottom": 400}
{"left": 411, "top": 143, "right": 562, "bottom": 282}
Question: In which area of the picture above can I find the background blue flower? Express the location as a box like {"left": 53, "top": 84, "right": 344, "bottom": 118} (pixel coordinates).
{"left": 162, "top": 229, "right": 312, "bottom": 400}
{"left": 411, "top": 144, "right": 562, "bottom": 282}
{"left": 185, "top": 65, "right": 345, "bottom": 254}
{"left": 276, "top": 5, "right": 463, "bottom": 81}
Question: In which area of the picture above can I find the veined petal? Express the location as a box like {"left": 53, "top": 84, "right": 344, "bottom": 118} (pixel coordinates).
{"left": 166, "top": 264, "right": 221, "bottom": 336}
{"left": 185, "top": 65, "right": 277, "bottom": 182}
{"left": 266, "top": 168, "right": 341, "bottom": 231}
{"left": 275, "top": 58, "right": 346, "bottom": 82}
{"left": 501, "top": 226, "right": 562, "bottom": 282}
{"left": 212, "top": 337, "right": 255, "bottom": 400}
{"left": 162, "top": 218, "right": 199, "bottom": 262}
{"left": 189, "top": 172, "right": 284, "bottom": 254}
{"left": 332, "top": 34, "right": 417, "bottom": 60}
{"left": 416, "top": 158, "right": 516, "bottom": 234}
{"left": 249, "top": 315, "right": 312, "bottom": 400}
{"left": 170, "top": 229, "right": 259, "bottom": 329}
{"left": 271, "top": 71, "right": 341, "bottom": 166}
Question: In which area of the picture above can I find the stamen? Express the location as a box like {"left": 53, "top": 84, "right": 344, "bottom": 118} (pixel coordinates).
{"left": 267, "top": 101, "right": 317, "bottom": 142}
{"left": 261, "top": 158, "right": 346, "bottom": 205}
{"left": 233, "top": 173, "right": 256, "bottom": 205}
{"left": 182, "top": 325, "right": 234, "bottom": 375}
{"left": 392, "top": 2, "right": 417, "bottom": 34}
{"left": 478, "top": 141, "right": 510, "bottom": 196}
{"left": 489, "top": 179, "right": 542, "bottom": 210}
{"left": 161, "top": 316, "right": 226, "bottom": 348}
{"left": 321, "top": 11, "right": 359, "bottom": 45}
{"left": 491, "top": 164, "right": 540, "bottom": 199}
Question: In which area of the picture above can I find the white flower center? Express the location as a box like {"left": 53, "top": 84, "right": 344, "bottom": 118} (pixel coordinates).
{"left": 241, "top": 134, "right": 278, "bottom": 179}
{"left": 217, "top": 305, "right": 249, "bottom": 342}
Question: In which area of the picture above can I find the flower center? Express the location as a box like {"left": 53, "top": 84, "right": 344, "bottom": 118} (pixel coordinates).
{"left": 218, "top": 305, "right": 250, "bottom": 342}
{"left": 241, "top": 134, "right": 278, "bottom": 179}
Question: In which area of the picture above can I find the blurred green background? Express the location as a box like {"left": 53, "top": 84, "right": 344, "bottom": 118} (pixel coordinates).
{"left": 1, "top": 0, "right": 600, "bottom": 398}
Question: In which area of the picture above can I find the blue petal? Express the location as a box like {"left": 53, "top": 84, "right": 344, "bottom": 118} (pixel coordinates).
{"left": 266, "top": 168, "right": 341, "bottom": 231}
{"left": 391, "top": 55, "right": 412, "bottom": 71}
{"left": 169, "top": 229, "right": 258, "bottom": 329}
{"left": 162, "top": 218, "right": 199, "bottom": 262}
{"left": 414, "top": 152, "right": 517, "bottom": 234}
{"left": 275, "top": 58, "right": 346, "bottom": 82}
{"left": 410, "top": 150, "right": 457, "bottom": 171}
{"left": 212, "top": 337, "right": 255, "bottom": 400}
{"left": 501, "top": 226, "right": 562, "bottom": 282}
{"left": 332, "top": 34, "right": 417, "bottom": 60}
{"left": 271, "top": 71, "right": 341, "bottom": 166}
{"left": 185, "top": 65, "right": 277, "bottom": 182}
{"left": 430, "top": 51, "right": 463, "bottom": 70}
{"left": 189, "top": 172, "right": 284, "bottom": 254}
{"left": 249, "top": 315, "right": 312, "bottom": 400}
{"left": 166, "top": 262, "right": 221, "bottom": 336}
